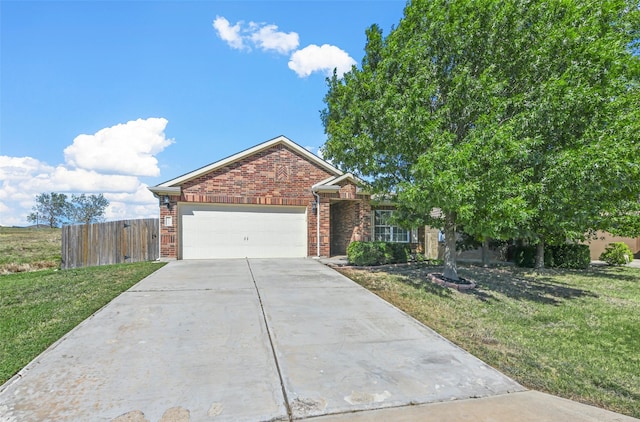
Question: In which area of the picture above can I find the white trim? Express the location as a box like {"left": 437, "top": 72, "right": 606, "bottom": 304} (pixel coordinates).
{"left": 331, "top": 173, "right": 362, "bottom": 185}
{"left": 312, "top": 172, "right": 363, "bottom": 189}
{"left": 313, "top": 190, "right": 321, "bottom": 257}
{"left": 156, "top": 135, "right": 343, "bottom": 188}
{"left": 313, "top": 185, "right": 341, "bottom": 192}
{"left": 373, "top": 209, "right": 411, "bottom": 243}
{"left": 314, "top": 175, "right": 339, "bottom": 187}
{"left": 148, "top": 186, "right": 181, "bottom": 196}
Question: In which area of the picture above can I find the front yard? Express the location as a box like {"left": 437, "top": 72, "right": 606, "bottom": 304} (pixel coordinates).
{"left": 0, "top": 262, "right": 165, "bottom": 385}
{"left": 337, "top": 263, "right": 640, "bottom": 419}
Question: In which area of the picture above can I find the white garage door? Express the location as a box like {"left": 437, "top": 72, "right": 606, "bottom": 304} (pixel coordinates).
{"left": 180, "top": 204, "right": 307, "bottom": 259}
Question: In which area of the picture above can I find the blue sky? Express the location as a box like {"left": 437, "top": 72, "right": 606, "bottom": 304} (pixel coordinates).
{"left": 1, "top": 0, "right": 406, "bottom": 226}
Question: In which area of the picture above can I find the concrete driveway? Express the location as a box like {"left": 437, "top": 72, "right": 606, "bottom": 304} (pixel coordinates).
{"left": 1, "top": 259, "right": 635, "bottom": 421}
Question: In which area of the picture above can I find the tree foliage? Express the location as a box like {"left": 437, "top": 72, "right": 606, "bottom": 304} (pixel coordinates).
{"left": 27, "top": 193, "right": 109, "bottom": 227}
{"left": 27, "top": 192, "right": 70, "bottom": 228}
{"left": 322, "top": 0, "right": 640, "bottom": 277}
{"left": 68, "top": 194, "right": 109, "bottom": 225}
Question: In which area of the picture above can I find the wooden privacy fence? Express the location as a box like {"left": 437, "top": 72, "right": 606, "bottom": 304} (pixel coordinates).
{"left": 62, "top": 218, "right": 159, "bottom": 269}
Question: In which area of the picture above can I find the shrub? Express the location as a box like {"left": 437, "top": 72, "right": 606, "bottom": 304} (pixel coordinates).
{"left": 600, "top": 242, "right": 634, "bottom": 266}
{"left": 388, "top": 242, "right": 410, "bottom": 263}
{"left": 548, "top": 244, "right": 591, "bottom": 269}
{"left": 514, "top": 245, "right": 538, "bottom": 268}
{"left": 347, "top": 241, "right": 381, "bottom": 266}
{"left": 514, "top": 243, "right": 590, "bottom": 269}
{"left": 347, "top": 241, "right": 411, "bottom": 266}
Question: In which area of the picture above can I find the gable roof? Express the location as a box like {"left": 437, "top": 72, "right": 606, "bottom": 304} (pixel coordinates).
{"left": 152, "top": 135, "right": 343, "bottom": 190}
{"left": 312, "top": 173, "right": 365, "bottom": 193}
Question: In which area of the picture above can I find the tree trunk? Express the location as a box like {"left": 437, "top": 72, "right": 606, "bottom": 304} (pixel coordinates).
{"left": 481, "top": 238, "right": 490, "bottom": 268}
{"left": 535, "top": 238, "right": 545, "bottom": 270}
{"left": 442, "top": 213, "right": 459, "bottom": 281}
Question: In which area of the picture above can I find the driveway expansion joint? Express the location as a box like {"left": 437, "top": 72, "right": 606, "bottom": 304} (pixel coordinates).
{"left": 246, "top": 258, "right": 293, "bottom": 422}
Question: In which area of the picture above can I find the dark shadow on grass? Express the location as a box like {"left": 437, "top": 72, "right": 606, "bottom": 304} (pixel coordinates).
{"left": 354, "top": 264, "right": 603, "bottom": 304}
{"left": 402, "top": 276, "right": 454, "bottom": 298}
{"left": 465, "top": 287, "right": 500, "bottom": 303}
{"left": 578, "top": 266, "right": 640, "bottom": 283}
{"left": 377, "top": 266, "right": 454, "bottom": 298}
{"left": 463, "top": 268, "right": 599, "bottom": 305}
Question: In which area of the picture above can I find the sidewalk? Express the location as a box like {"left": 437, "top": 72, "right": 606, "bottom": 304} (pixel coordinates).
{"left": 310, "top": 390, "right": 639, "bottom": 421}
{"left": 591, "top": 259, "right": 640, "bottom": 268}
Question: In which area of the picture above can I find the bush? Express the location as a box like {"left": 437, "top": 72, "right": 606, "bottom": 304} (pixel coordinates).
{"left": 347, "top": 241, "right": 411, "bottom": 266}
{"left": 514, "top": 245, "right": 538, "bottom": 268}
{"left": 514, "top": 243, "right": 590, "bottom": 269}
{"left": 600, "top": 242, "right": 634, "bottom": 266}
{"left": 388, "top": 242, "right": 410, "bottom": 263}
{"left": 347, "top": 241, "right": 383, "bottom": 266}
{"left": 548, "top": 244, "right": 591, "bottom": 269}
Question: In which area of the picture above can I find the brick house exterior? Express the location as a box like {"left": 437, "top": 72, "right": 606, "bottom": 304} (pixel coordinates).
{"left": 149, "top": 136, "right": 372, "bottom": 259}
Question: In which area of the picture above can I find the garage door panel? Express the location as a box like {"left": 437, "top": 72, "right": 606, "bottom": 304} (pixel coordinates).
{"left": 180, "top": 204, "right": 307, "bottom": 259}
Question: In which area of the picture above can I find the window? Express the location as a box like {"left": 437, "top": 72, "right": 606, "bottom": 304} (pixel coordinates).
{"left": 374, "top": 210, "right": 410, "bottom": 243}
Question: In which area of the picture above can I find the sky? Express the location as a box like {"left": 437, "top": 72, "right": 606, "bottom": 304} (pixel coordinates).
{"left": 0, "top": 0, "right": 406, "bottom": 227}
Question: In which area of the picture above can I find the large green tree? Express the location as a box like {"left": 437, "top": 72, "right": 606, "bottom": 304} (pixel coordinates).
{"left": 322, "top": 0, "right": 640, "bottom": 278}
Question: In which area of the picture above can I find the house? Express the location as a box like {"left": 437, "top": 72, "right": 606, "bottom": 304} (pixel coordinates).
{"left": 586, "top": 232, "right": 640, "bottom": 260}
{"left": 149, "top": 135, "right": 435, "bottom": 260}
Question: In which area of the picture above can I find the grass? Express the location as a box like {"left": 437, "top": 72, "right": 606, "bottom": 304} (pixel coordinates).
{"left": 0, "top": 227, "right": 62, "bottom": 274}
{"left": 337, "top": 263, "right": 640, "bottom": 419}
{"left": 0, "top": 227, "right": 166, "bottom": 385}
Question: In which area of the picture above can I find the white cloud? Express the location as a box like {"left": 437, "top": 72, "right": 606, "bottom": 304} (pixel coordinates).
{"left": 214, "top": 16, "right": 299, "bottom": 55}
{"left": 213, "top": 16, "right": 245, "bottom": 50}
{"left": 213, "top": 16, "right": 356, "bottom": 78}
{"left": 104, "top": 185, "right": 159, "bottom": 221}
{"left": 48, "top": 167, "right": 141, "bottom": 192}
{"left": 0, "top": 156, "right": 54, "bottom": 182}
{"left": 288, "top": 44, "right": 356, "bottom": 77}
{"left": 0, "top": 118, "right": 173, "bottom": 227}
{"left": 250, "top": 23, "right": 299, "bottom": 54}
{"left": 64, "top": 117, "right": 173, "bottom": 177}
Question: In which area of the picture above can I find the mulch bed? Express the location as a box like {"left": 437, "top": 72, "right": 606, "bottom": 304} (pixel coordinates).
{"left": 427, "top": 273, "right": 477, "bottom": 291}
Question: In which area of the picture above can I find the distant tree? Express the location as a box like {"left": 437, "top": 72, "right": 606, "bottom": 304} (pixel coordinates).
{"left": 68, "top": 194, "right": 109, "bottom": 225}
{"left": 26, "top": 192, "right": 70, "bottom": 228}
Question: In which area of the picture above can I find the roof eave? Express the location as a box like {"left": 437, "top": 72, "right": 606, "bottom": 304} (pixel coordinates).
{"left": 312, "top": 185, "right": 341, "bottom": 192}
{"left": 157, "top": 135, "right": 343, "bottom": 188}
{"left": 148, "top": 186, "right": 181, "bottom": 197}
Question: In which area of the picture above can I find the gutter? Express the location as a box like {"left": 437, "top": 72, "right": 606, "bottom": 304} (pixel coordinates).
{"left": 312, "top": 189, "right": 321, "bottom": 257}
{"left": 311, "top": 184, "right": 341, "bottom": 192}
{"left": 148, "top": 186, "right": 181, "bottom": 197}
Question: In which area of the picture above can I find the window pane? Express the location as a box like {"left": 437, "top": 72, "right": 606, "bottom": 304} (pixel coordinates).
{"left": 374, "top": 210, "right": 392, "bottom": 226}
{"left": 374, "top": 226, "right": 391, "bottom": 242}
{"left": 393, "top": 228, "right": 409, "bottom": 243}
{"left": 373, "top": 209, "right": 411, "bottom": 243}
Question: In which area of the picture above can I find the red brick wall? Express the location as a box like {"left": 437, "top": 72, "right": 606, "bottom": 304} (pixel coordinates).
{"left": 315, "top": 201, "right": 331, "bottom": 257}
{"left": 159, "top": 144, "right": 336, "bottom": 258}
{"left": 159, "top": 195, "right": 179, "bottom": 258}
{"left": 182, "top": 145, "right": 332, "bottom": 202}
{"left": 331, "top": 201, "right": 357, "bottom": 255}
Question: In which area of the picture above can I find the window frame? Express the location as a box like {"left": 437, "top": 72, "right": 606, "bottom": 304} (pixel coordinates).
{"left": 373, "top": 210, "right": 411, "bottom": 243}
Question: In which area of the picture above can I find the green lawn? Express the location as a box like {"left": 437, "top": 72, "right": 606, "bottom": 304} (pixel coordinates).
{"left": 1, "top": 257, "right": 165, "bottom": 385}
{"left": 338, "top": 264, "right": 640, "bottom": 419}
